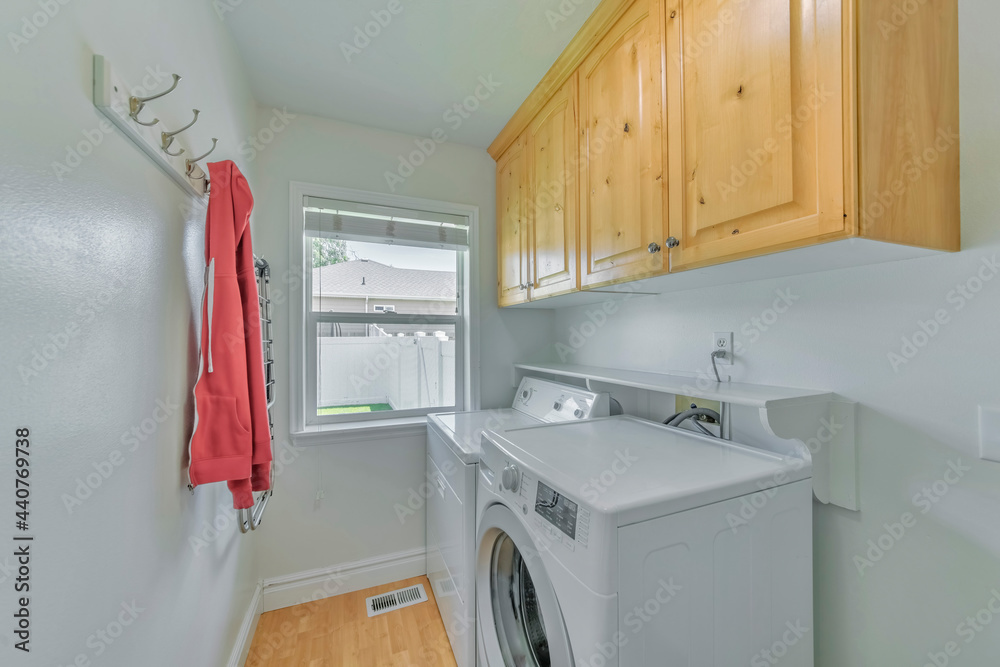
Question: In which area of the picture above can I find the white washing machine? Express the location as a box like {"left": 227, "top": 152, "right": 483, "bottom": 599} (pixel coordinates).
{"left": 426, "top": 377, "right": 610, "bottom": 667}
{"left": 475, "top": 415, "right": 814, "bottom": 667}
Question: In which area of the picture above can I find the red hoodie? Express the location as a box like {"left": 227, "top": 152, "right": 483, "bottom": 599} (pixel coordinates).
{"left": 188, "top": 161, "right": 271, "bottom": 509}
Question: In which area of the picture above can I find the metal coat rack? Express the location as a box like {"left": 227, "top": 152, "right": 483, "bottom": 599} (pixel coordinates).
{"left": 92, "top": 55, "right": 218, "bottom": 197}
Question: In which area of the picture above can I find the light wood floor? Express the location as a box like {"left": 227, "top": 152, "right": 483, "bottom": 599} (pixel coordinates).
{"left": 244, "top": 576, "right": 459, "bottom": 667}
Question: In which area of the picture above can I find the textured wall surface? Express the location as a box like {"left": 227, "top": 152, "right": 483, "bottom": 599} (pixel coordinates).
{"left": 0, "top": 1, "right": 259, "bottom": 664}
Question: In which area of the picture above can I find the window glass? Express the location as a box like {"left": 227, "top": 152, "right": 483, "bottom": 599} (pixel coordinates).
{"left": 315, "top": 323, "right": 456, "bottom": 415}
{"left": 310, "top": 238, "right": 456, "bottom": 316}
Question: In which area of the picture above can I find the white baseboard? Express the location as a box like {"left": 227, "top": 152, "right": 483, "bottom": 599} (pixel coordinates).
{"left": 262, "top": 547, "right": 427, "bottom": 613}
{"left": 227, "top": 581, "right": 263, "bottom": 667}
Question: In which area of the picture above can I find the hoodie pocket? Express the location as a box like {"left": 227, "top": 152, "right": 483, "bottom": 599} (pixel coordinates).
{"left": 198, "top": 395, "right": 251, "bottom": 459}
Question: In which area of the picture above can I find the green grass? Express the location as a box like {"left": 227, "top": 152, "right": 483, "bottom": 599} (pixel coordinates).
{"left": 318, "top": 403, "right": 393, "bottom": 415}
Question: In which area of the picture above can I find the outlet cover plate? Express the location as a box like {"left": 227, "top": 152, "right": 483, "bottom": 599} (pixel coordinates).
{"left": 713, "top": 331, "right": 733, "bottom": 365}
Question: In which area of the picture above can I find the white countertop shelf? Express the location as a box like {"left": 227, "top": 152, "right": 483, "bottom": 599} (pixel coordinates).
{"left": 514, "top": 361, "right": 859, "bottom": 512}
{"left": 513, "top": 362, "right": 833, "bottom": 409}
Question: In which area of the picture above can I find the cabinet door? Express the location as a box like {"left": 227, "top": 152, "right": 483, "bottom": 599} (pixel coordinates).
{"left": 496, "top": 135, "right": 529, "bottom": 307}
{"left": 665, "top": 0, "right": 845, "bottom": 271}
{"left": 578, "top": 0, "right": 668, "bottom": 289}
{"left": 527, "top": 75, "right": 579, "bottom": 300}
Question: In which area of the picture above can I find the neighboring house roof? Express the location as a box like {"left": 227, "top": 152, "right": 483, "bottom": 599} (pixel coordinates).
{"left": 313, "top": 260, "right": 456, "bottom": 299}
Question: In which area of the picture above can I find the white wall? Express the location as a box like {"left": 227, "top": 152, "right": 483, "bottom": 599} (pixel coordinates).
{"left": 251, "top": 110, "right": 554, "bottom": 580}
{"left": 547, "top": 4, "right": 1000, "bottom": 664}
{"left": 0, "top": 1, "right": 259, "bottom": 664}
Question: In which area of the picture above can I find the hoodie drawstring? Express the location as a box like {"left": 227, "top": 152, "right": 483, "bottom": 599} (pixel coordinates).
{"left": 206, "top": 258, "right": 216, "bottom": 373}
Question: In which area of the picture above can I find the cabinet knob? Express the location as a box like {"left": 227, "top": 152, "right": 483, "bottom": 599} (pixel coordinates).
{"left": 647, "top": 242, "right": 662, "bottom": 254}
{"left": 665, "top": 237, "right": 680, "bottom": 249}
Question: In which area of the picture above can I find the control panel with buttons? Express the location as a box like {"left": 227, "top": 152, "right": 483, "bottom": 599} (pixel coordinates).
{"left": 512, "top": 377, "right": 610, "bottom": 423}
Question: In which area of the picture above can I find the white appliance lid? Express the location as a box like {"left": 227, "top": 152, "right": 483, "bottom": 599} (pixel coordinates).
{"left": 429, "top": 409, "right": 542, "bottom": 463}
{"left": 484, "top": 416, "right": 812, "bottom": 526}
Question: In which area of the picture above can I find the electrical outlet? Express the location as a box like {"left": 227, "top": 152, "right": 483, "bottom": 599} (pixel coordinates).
{"left": 713, "top": 331, "right": 733, "bottom": 365}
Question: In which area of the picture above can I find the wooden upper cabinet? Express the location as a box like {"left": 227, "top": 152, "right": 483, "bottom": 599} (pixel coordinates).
{"left": 578, "top": 0, "right": 667, "bottom": 289}
{"left": 664, "top": 0, "right": 846, "bottom": 271}
{"left": 527, "top": 76, "right": 579, "bottom": 300}
{"left": 489, "top": 0, "right": 959, "bottom": 306}
{"left": 496, "top": 135, "right": 529, "bottom": 307}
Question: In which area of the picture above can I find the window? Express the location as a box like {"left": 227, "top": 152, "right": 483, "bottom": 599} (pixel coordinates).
{"left": 291, "top": 185, "right": 475, "bottom": 430}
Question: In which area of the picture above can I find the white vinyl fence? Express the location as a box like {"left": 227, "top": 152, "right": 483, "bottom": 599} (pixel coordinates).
{"left": 318, "top": 336, "right": 455, "bottom": 411}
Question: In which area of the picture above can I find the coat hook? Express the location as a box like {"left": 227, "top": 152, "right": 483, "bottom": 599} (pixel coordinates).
{"left": 160, "top": 109, "right": 200, "bottom": 156}
{"left": 185, "top": 138, "right": 218, "bottom": 174}
{"left": 129, "top": 73, "right": 180, "bottom": 127}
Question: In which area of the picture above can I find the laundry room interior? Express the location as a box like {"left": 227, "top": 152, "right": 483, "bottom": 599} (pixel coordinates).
{"left": 1, "top": 0, "right": 997, "bottom": 665}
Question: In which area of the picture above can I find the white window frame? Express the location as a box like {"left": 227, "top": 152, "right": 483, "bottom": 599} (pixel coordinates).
{"left": 289, "top": 182, "right": 479, "bottom": 439}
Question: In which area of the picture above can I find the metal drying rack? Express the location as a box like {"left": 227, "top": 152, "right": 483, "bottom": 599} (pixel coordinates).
{"left": 240, "top": 256, "right": 276, "bottom": 533}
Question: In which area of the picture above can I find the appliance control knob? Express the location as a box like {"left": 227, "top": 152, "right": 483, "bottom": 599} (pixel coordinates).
{"left": 574, "top": 409, "right": 584, "bottom": 419}
{"left": 521, "top": 389, "right": 530, "bottom": 400}
{"left": 502, "top": 464, "right": 520, "bottom": 492}
{"left": 553, "top": 401, "right": 562, "bottom": 411}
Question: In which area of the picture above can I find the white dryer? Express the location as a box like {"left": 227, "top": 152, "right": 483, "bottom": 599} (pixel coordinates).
{"left": 475, "top": 415, "right": 814, "bottom": 667}
{"left": 426, "top": 377, "right": 610, "bottom": 667}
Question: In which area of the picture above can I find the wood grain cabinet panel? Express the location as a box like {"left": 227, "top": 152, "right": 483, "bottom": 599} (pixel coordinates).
{"left": 578, "top": 0, "right": 668, "bottom": 288}
{"left": 858, "top": 0, "right": 960, "bottom": 251}
{"left": 496, "top": 135, "right": 529, "bottom": 307}
{"left": 527, "top": 76, "right": 580, "bottom": 300}
{"left": 664, "top": 0, "right": 847, "bottom": 271}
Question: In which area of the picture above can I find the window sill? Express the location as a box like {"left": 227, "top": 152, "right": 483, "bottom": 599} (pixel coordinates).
{"left": 291, "top": 416, "right": 429, "bottom": 446}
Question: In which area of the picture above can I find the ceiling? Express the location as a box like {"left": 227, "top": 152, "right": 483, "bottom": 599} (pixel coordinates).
{"left": 222, "top": 0, "right": 601, "bottom": 148}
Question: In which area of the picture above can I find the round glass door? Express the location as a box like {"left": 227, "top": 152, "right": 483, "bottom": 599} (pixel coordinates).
{"left": 490, "top": 533, "right": 551, "bottom": 667}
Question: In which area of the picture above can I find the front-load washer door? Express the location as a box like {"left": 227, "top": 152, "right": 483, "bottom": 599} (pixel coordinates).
{"left": 476, "top": 503, "right": 573, "bottom": 667}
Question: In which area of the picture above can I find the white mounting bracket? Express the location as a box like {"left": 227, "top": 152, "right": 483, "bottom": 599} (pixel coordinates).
{"left": 760, "top": 397, "right": 859, "bottom": 511}
{"left": 92, "top": 55, "right": 208, "bottom": 198}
